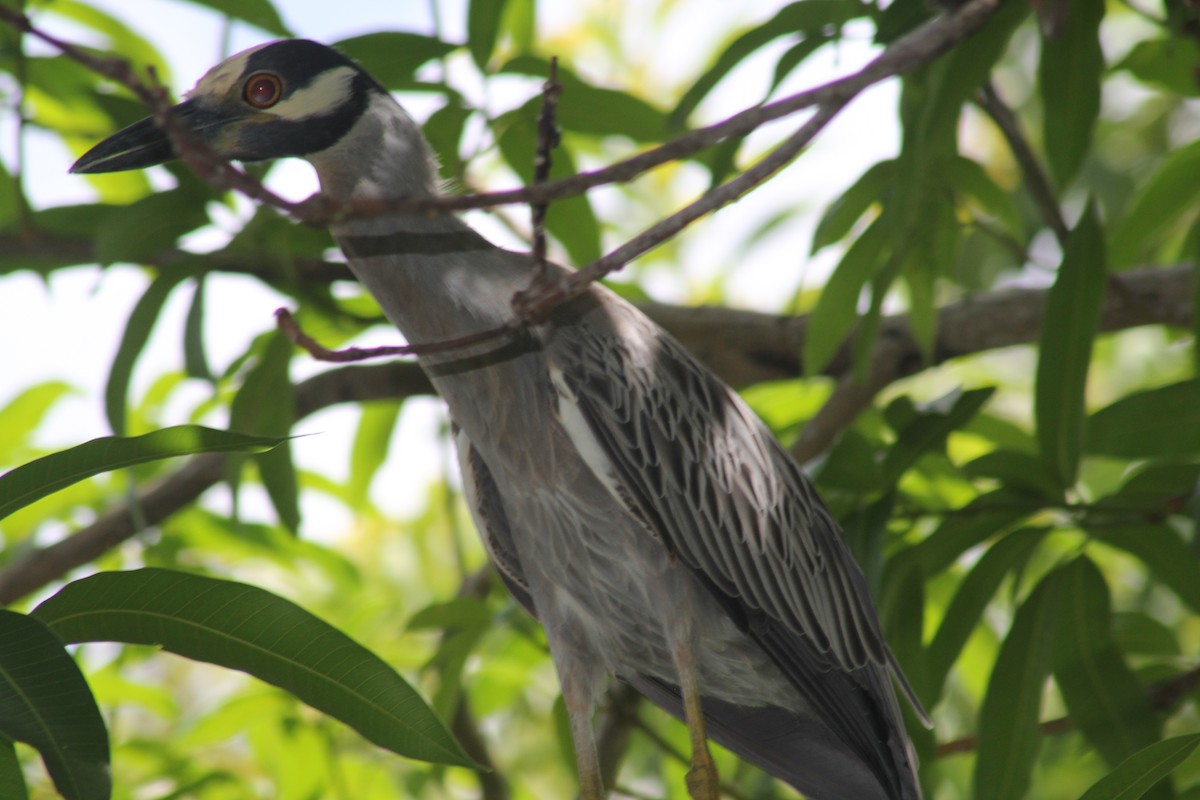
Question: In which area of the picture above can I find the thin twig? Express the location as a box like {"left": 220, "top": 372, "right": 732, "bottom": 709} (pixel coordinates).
{"left": 976, "top": 81, "right": 1069, "bottom": 246}
{"left": 531, "top": 57, "right": 562, "bottom": 283}
{"left": 275, "top": 307, "right": 515, "bottom": 361}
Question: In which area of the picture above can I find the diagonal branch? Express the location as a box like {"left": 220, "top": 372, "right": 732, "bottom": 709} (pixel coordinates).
{"left": 0, "top": 263, "right": 1188, "bottom": 606}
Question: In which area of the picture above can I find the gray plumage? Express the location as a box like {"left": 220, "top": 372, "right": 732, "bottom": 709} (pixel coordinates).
{"left": 72, "top": 39, "right": 928, "bottom": 800}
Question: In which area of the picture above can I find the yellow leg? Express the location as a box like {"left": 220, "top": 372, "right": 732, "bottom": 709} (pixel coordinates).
{"left": 673, "top": 641, "right": 721, "bottom": 800}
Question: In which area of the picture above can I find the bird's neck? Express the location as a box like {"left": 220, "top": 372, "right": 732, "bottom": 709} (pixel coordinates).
{"left": 307, "top": 92, "right": 535, "bottom": 350}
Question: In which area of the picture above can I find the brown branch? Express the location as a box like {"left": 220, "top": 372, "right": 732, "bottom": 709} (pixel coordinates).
{"left": 530, "top": 57, "right": 562, "bottom": 283}
{"left": 936, "top": 661, "right": 1200, "bottom": 758}
{"left": 977, "top": 81, "right": 1069, "bottom": 246}
{"left": 0, "top": 267, "right": 1187, "bottom": 605}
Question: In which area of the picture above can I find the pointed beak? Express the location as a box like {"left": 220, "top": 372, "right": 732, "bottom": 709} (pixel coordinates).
{"left": 70, "top": 100, "right": 236, "bottom": 174}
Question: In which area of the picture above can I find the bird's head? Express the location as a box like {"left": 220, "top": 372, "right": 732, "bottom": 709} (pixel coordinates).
{"left": 71, "top": 39, "right": 388, "bottom": 175}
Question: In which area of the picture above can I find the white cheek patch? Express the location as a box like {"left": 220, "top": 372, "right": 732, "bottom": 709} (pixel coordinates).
{"left": 269, "top": 65, "right": 357, "bottom": 121}
{"left": 187, "top": 44, "right": 269, "bottom": 98}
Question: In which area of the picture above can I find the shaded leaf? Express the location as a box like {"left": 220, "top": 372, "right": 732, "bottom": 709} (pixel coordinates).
{"left": 974, "top": 569, "right": 1063, "bottom": 800}
{"left": 879, "top": 387, "right": 994, "bottom": 485}
{"left": 0, "top": 610, "right": 110, "bottom": 800}
{"left": 1038, "top": 0, "right": 1104, "bottom": 185}
{"left": 905, "top": 487, "right": 1038, "bottom": 576}
{"left": 1087, "top": 379, "right": 1200, "bottom": 458}
{"left": 180, "top": 0, "right": 292, "bottom": 36}
{"left": 183, "top": 277, "right": 212, "bottom": 381}
{"left": 230, "top": 331, "right": 299, "bottom": 532}
{"left": 0, "top": 426, "right": 285, "bottom": 521}
{"left": 105, "top": 273, "right": 187, "bottom": 436}
{"left": 1078, "top": 735, "right": 1200, "bottom": 800}
{"left": 1090, "top": 524, "right": 1200, "bottom": 614}
{"left": 963, "top": 449, "right": 1063, "bottom": 499}
{"left": 1054, "top": 557, "right": 1160, "bottom": 767}
{"left": 670, "top": 0, "right": 865, "bottom": 126}
{"left": 1110, "top": 139, "right": 1200, "bottom": 268}
{"left": 0, "top": 737, "right": 28, "bottom": 800}
{"left": 1116, "top": 38, "right": 1200, "bottom": 97}
{"left": 94, "top": 190, "right": 209, "bottom": 266}
{"left": 811, "top": 159, "right": 895, "bottom": 253}
{"left": 927, "top": 527, "right": 1050, "bottom": 696}
{"left": 468, "top": 0, "right": 507, "bottom": 70}
{"left": 1035, "top": 201, "right": 1106, "bottom": 488}
{"left": 804, "top": 215, "right": 888, "bottom": 375}
{"left": 334, "top": 32, "right": 459, "bottom": 89}
{"left": 32, "top": 569, "right": 474, "bottom": 767}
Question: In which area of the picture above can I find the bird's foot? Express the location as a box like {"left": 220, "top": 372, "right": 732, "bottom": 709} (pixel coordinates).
{"left": 684, "top": 746, "right": 721, "bottom": 800}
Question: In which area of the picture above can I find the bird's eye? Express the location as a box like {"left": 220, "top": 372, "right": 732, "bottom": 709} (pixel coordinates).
{"left": 243, "top": 73, "right": 283, "bottom": 108}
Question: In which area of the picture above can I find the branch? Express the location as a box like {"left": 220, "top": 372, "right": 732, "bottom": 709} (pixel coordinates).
{"left": 0, "top": 263, "right": 1187, "bottom": 607}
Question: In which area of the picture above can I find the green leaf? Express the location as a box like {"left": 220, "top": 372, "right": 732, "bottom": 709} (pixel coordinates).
{"left": 1110, "top": 139, "right": 1200, "bottom": 268}
{"left": 47, "top": 0, "right": 170, "bottom": 85}
{"left": 1094, "top": 462, "right": 1200, "bottom": 512}
{"left": 0, "top": 611, "right": 110, "bottom": 800}
{"left": 0, "top": 426, "right": 284, "bottom": 521}
{"left": 179, "top": 0, "right": 293, "bottom": 36}
{"left": 963, "top": 450, "right": 1063, "bottom": 499}
{"left": 948, "top": 155, "right": 1022, "bottom": 235}
{"left": 1078, "top": 735, "right": 1200, "bottom": 800}
{"left": 183, "top": 277, "right": 212, "bottom": 381}
{"left": 105, "top": 273, "right": 186, "bottom": 436}
{"left": 230, "top": 332, "right": 299, "bottom": 532}
{"left": 1038, "top": 0, "right": 1104, "bottom": 186}
{"left": 904, "top": 487, "right": 1038, "bottom": 576}
{"left": 811, "top": 160, "right": 895, "bottom": 253}
{"left": 879, "top": 387, "right": 994, "bottom": 485}
{"left": 1035, "top": 201, "right": 1106, "bottom": 488}
{"left": 974, "top": 570, "right": 1063, "bottom": 800}
{"left": 804, "top": 215, "right": 889, "bottom": 375}
{"left": 0, "top": 736, "right": 28, "bottom": 800}
{"left": 348, "top": 403, "right": 400, "bottom": 508}
{"left": 1054, "top": 557, "right": 1160, "bottom": 767}
{"left": 670, "top": 0, "right": 865, "bottom": 126}
{"left": 423, "top": 102, "right": 473, "bottom": 182}
{"left": 1116, "top": 38, "right": 1200, "bottom": 97}
{"left": 94, "top": 190, "right": 209, "bottom": 266}
{"left": 334, "top": 32, "right": 459, "bottom": 89}
{"left": 1090, "top": 524, "right": 1200, "bottom": 614}
{"left": 927, "top": 527, "right": 1050, "bottom": 697}
{"left": 0, "top": 381, "right": 75, "bottom": 462}
{"left": 32, "top": 569, "right": 474, "bottom": 768}
{"left": 1087, "top": 379, "right": 1200, "bottom": 458}
{"left": 467, "top": 0, "right": 508, "bottom": 70}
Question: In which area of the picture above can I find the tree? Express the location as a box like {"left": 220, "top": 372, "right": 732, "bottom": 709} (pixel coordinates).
{"left": 1, "top": 0, "right": 1198, "bottom": 798}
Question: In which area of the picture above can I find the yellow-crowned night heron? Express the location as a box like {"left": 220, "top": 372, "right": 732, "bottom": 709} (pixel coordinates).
{"left": 72, "top": 39, "right": 928, "bottom": 800}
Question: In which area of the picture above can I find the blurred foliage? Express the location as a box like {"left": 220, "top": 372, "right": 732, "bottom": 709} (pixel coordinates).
{"left": 1, "top": 0, "right": 1200, "bottom": 798}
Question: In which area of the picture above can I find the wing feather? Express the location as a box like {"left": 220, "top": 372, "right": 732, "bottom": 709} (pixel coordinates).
{"left": 546, "top": 297, "right": 898, "bottom": 681}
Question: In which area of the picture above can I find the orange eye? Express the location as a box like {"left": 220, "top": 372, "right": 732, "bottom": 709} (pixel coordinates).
{"left": 244, "top": 73, "right": 282, "bottom": 108}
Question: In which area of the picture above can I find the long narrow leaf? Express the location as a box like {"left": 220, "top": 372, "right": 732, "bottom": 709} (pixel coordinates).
{"left": 1078, "top": 735, "right": 1200, "bottom": 800}
{"left": 32, "top": 569, "right": 473, "bottom": 768}
{"left": 0, "top": 611, "right": 110, "bottom": 800}
{"left": 1035, "top": 201, "right": 1106, "bottom": 488}
{"left": 0, "top": 426, "right": 285, "bottom": 521}
{"left": 974, "top": 569, "right": 1063, "bottom": 800}
{"left": 105, "top": 274, "right": 185, "bottom": 436}
{"left": 1038, "top": 0, "right": 1104, "bottom": 186}
{"left": 1054, "top": 558, "right": 1160, "bottom": 767}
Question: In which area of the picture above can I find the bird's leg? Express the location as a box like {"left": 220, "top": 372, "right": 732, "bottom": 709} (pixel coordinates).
{"left": 671, "top": 639, "right": 721, "bottom": 800}
{"left": 560, "top": 672, "right": 606, "bottom": 800}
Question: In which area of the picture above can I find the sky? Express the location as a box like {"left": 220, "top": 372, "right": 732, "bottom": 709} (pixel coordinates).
{"left": 0, "top": 0, "right": 901, "bottom": 538}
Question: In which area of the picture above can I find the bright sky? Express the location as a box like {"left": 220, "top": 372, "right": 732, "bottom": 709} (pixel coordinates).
{"left": 0, "top": 1, "right": 900, "bottom": 537}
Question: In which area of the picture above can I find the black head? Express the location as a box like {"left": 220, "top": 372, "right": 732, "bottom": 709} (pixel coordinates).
{"left": 71, "top": 39, "right": 386, "bottom": 174}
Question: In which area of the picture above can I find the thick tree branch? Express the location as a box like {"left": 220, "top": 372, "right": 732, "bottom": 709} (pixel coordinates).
{"left": 0, "top": 264, "right": 1188, "bottom": 605}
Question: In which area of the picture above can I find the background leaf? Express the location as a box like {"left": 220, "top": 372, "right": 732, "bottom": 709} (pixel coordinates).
{"left": 0, "top": 610, "right": 110, "bottom": 800}
{"left": 32, "top": 569, "right": 474, "bottom": 768}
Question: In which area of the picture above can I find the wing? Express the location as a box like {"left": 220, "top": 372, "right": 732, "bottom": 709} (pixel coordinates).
{"left": 545, "top": 292, "right": 924, "bottom": 717}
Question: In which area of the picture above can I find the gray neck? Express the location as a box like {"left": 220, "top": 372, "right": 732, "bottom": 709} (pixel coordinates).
{"left": 305, "top": 92, "right": 538, "bottom": 350}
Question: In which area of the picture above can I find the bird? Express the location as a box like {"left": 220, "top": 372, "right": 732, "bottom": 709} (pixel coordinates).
{"left": 72, "top": 39, "right": 929, "bottom": 800}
